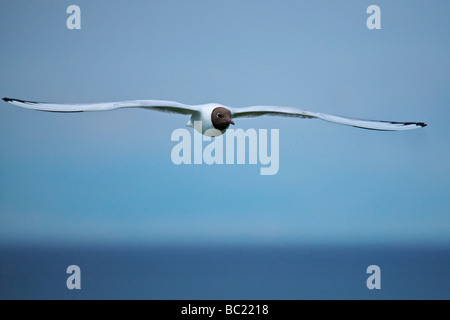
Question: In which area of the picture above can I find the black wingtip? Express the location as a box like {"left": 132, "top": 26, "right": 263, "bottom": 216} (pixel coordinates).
{"left": 2, "top": 97, "right": 38, "bottom": 104}
{"left": 391, "top": 121, "right": 427, "bottom": 128}
{"left": 406, "top": 121, "right": 427, "bottom": 128}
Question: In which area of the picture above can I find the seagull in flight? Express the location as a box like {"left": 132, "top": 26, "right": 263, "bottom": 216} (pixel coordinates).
{"left": 2, "top": 97, "right": 426, "bottom": 137}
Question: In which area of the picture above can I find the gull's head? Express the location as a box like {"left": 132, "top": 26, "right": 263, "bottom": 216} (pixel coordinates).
{"left": 211, "top": 107, "right": 235, "bottom": 131}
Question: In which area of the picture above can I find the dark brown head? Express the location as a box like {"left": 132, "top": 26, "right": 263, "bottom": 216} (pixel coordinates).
{"left": 211, "top": 107, "right": 235, "bottom": 131}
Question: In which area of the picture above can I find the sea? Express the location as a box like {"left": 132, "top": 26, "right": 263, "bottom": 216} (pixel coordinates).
{"left": 0, "top": 244, "right": 449, "bottom": 300}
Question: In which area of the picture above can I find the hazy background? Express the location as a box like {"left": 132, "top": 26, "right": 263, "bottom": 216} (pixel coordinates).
{"left": 0, "top": 0, "right": 449, "bottom": 299}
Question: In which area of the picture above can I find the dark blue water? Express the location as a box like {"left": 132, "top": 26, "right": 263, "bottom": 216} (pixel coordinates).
{"left": 0, "top": 244, "right": 449, "bottom": 300}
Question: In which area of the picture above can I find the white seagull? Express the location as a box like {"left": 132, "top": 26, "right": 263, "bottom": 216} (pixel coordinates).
{"left": 2, "top": 97, "right": 426, "bottom": 137}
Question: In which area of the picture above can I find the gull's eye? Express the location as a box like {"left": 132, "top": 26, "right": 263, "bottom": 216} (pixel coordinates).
{"left": 217, "top": 113, "right": 222, "bottom": 118}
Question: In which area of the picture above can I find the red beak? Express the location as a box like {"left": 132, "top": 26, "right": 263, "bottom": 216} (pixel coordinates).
{"left": 228, "top": 119, "right": 235, "bottom": 125}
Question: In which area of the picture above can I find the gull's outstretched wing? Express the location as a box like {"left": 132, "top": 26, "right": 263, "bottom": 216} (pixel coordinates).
{"left": 230, "top": 105, "right": 427, "bottom": 131}
{"left": 2, "top": 97, "right": 200, "bottom": 115}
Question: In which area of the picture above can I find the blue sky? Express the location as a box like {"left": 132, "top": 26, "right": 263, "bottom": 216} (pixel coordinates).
{"left": 0, "top": 0, "right": 449, "bottom": 246}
